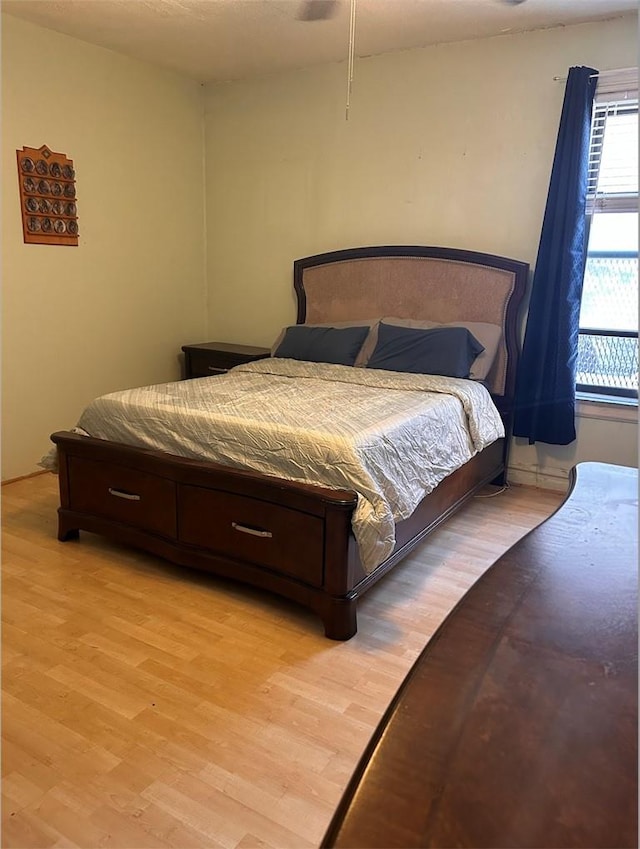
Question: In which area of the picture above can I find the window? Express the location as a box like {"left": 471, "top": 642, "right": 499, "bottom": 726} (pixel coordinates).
{"left": 578, "top": 70, "right": 638, "bottom": 399}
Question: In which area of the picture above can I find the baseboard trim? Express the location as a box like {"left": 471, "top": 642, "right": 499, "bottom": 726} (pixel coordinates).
{"left": 507, "top": 466, "right": 569, "bottom": 492}
{"left": 2, "top": 469, "right": 50, "bottom": 486}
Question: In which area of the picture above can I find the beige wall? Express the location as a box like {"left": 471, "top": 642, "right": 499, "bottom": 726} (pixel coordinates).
{"left": 204, "top": 15, "right": 638, "bottom": 485}
{"left": 2, "top": 13, "right": 636, "bottom": 484}
{"left": 2, "top": 14, "right": 207, "bottom": 480}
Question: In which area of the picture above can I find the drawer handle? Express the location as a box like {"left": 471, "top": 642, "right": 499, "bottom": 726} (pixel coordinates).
{"left": 207, "top": 366, "right": 226, "bottom": 373}
{"left": 231, "top": 521, "right": 273, "bottom": 539}
{"left": 108, "top": 487, "right": 141, "bottom": 502}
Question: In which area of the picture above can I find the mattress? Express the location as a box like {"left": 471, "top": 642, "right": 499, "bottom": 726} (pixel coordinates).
{"left": 47, "top": 359, "right": 504, "bottom": 573}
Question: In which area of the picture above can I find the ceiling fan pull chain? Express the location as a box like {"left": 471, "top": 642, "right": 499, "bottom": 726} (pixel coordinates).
{"left": 346, "top": 0, "right": 357, "bottom": 120}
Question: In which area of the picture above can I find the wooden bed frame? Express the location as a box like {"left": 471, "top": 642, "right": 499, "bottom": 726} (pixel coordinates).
{"left": 51, "top": 246, "right": 528, "bottom": 640}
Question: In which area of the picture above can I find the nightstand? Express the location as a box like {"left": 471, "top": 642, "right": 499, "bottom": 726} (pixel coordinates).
{"left": 181, "top": 341, "right": 270, "bottom": 379}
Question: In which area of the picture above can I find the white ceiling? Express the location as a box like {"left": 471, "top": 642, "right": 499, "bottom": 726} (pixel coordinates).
{"left": 2, "top": 0, "right": 636, "bottom": 83}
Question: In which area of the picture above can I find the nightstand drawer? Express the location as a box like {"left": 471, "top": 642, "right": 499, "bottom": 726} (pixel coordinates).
{"left": 182, "top": 342, "right": 270, "bottom": 379}
{"left": 188, "top": 349, "right": 240, "bottom": 377}
{"left": 178, "top": 485, "right": 325, "bottom": 586}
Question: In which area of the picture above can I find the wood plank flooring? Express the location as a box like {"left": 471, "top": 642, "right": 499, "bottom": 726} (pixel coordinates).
{"left": 2, "top": 472, "right": 564, "bottom": 849}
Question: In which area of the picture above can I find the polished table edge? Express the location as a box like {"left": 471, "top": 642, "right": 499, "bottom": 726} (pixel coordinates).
{"left": 322, "top": 461, "right": 638, "bottom": 849}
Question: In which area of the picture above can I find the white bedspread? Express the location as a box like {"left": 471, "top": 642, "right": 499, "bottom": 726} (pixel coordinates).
{"left": 47, "top": 359, "right": 504, "bottom": 573}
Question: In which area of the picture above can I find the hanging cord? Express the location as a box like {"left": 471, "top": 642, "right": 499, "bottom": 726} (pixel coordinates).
{"left": 345, "top": 0, "right": 357, "bottom": 120}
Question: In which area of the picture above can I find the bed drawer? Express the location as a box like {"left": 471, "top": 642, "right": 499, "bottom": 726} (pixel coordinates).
{"left": 178, "top": 485, "right": 325, "bottom": 586}
{"left": 67, "top": 457, "right": 177, "bottom": 538}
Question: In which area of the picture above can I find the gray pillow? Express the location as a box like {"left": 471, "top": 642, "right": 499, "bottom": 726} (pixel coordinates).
{"left": 366, "top": 323, "right": 484, "bottom": 378}
{"left": 273, "top": 324, "right": 371, "bottom": 366}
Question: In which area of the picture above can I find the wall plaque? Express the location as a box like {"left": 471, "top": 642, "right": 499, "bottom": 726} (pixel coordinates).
{"left": 17, "top": 145, "right": 79, "bottom": 246}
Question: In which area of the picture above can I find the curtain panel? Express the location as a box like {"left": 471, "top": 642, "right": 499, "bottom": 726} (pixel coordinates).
{"left": 513, "top": 65, "right": 598, "bottom": 445}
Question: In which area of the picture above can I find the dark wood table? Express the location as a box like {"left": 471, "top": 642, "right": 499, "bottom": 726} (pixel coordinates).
{"left": 322, "top": 462, "right": 638, "bottom": 848}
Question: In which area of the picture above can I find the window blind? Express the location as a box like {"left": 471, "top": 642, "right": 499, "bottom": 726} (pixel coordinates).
{"left": 587, "top": 69, "right": 638, "bottom": 214}
{"left": 594, "top": 67, "right": 638, "bottom": 101}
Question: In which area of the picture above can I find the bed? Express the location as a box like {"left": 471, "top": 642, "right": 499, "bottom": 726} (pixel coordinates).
{"left": 50, "top": 245, "right": 528, "bottom": 640}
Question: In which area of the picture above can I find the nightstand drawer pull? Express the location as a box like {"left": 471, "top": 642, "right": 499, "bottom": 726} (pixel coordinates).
{"left": 108, "top": 487, "right": 141, "bottom": 502}
{"left": 207, "top": 366, "right": 226, "bottom": 373}
{"left": 231, "top": 521, "right": 273, "bottom": 539}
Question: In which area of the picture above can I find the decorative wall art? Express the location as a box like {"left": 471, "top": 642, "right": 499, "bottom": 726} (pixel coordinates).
{"left": 17, "top": 145, "right": 79, "bottom": 246}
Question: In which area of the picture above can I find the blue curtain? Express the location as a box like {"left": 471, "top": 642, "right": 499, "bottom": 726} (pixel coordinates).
{"left": 513, "top": 66, "right": 598, "bottom": 445}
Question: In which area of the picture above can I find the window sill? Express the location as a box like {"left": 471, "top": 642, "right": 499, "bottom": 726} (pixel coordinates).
{"left": 576, "top": 392, "right": 638, "bottom": 423}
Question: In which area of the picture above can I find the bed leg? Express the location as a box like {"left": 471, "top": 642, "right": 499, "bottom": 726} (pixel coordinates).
{"left": 57, "top": 513, "right": 79, "bottom": 541}
{"left": 322, "top": 596, "right": 358, "bottom": 641}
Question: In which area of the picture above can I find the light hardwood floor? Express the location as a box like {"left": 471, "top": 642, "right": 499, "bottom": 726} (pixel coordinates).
{"left": 2, "top": 472, "right": 564, "bottom": 849}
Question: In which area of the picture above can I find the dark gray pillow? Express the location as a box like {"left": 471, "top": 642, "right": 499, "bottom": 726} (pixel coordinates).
{"left": 273, "top": 324, "right": 371, "bottom": 366}
{"left": 366, "top": 323, "right": 484, "bottom": 378}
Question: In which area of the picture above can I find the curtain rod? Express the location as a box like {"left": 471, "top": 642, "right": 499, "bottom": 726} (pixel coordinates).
{"left": 553, "top": 67, "right": 637, "bottom": 82}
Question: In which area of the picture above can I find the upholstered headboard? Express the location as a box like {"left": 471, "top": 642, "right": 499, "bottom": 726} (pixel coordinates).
{"left": 293, "top": 246, "right": 529, "bottom": 399}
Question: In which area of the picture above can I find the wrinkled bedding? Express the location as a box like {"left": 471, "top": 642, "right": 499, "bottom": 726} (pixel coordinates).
{"left": 44, "top": 359, "right": 504, "bottom": 573}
